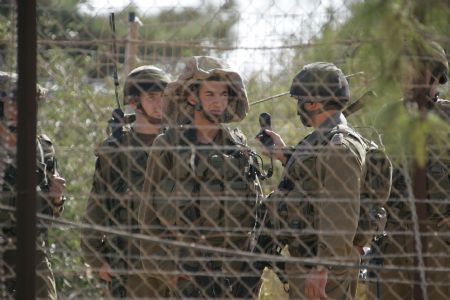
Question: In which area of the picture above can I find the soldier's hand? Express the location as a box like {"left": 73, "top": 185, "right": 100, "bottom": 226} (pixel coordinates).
{"left": 257, "top": 129, "right": 287, "bottom": 164}
{"left": 99, "top": 263, "right": 112, "bottom": 282}
{"left": 304, "top": 268, "right": 328, "bottom": 299}
{"left": 48, "top": 174, "right": 66, "bottom": 205}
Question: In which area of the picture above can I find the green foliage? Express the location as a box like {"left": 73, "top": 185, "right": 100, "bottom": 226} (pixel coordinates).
{"left": 277, "top": 0, "right": 449, "bottom": 164}
{"left": 139, "top": 4, "right": 239, "bottom": 61}
{"left": 37, "top": 47, "right": 113, "bottom": 296}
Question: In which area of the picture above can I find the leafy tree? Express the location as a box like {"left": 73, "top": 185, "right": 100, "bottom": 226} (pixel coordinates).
{"left": 272, "top": 0, "right": 450, "bottom": 161}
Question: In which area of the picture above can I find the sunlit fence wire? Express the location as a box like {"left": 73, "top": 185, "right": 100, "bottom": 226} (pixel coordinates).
{"left": 0, "top": 0, "right": 449, "bottom": 299}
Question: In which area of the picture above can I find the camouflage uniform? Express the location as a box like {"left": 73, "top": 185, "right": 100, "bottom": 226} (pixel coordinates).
{"left": 81, "top": 130, "right": 159, "bottom": 297}
{"left": 271, "top": 63, "right": 367, "bottom": 299}
{"left": 367, "top": 41, "right": 450, "bottom": 300}
{"left": 80, "top": 66, "right": 169, "bottom": 298}
{"left": 368, "top": 100, "right": 450, "bottom": 300}
{"left": 0, "top": 71, "right": 64, "bottom": 299}
{"left": 139, "top": 56, "right": 262, "bottom": 298}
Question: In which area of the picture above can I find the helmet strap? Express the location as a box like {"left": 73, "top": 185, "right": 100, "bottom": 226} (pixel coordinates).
{"left": 194, "top": 101, "right": 202, "bottom": 111}
{"left": 189, "top": 98, "right": 223, "bottom": 123}
{"left": 136, "top": 101, "right": 162, "bottom": 125}
{"left": 297, "top": 100, "right": 327, "bottom": 127}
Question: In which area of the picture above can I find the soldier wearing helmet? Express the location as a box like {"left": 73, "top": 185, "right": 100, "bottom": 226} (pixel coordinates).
{"left": 139, "top": 56, "right": 262, "bottom": 298}
{"left": 80, "top": 65, "right": 170, "bottom": 298}
{"left": 368, "top": 41, "right": 450, "bottom": 300}
{"left": 124, "top": 65, "right": 170, "bottom": 126}
{"left": 259, "top": 62, "right": 367, "bottom": 299}
{"left": 0, "top": 71, "right": 66, "bottom": 299}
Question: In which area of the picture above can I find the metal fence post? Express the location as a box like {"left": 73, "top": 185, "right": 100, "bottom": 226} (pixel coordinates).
{"left": 16, "top": 0, "right": 37, "bottom": 299}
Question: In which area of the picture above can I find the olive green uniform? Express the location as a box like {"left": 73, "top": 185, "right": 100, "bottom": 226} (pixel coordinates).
{"left": 139, "top": 125, "right": 262, "bottom": 298}
{"left": 273, "top": 112, "right": 365, "bottom": 299}
{"left": 1, "top": 134, "right": 62, "bottom": 299}
{"left": 367, "top": 100, "right": 450, "bottom": 300}
{"left": 81, "top": 129, "right": 157, "bottom": 298}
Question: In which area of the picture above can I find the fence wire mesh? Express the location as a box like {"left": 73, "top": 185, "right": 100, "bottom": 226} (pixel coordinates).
{"left": 0, "top": 0, "right": 449, "bottom": 299}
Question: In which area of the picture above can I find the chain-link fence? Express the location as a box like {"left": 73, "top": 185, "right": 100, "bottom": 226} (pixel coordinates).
{"left": 1, "top": 0, "right": 449, "bottom": 299}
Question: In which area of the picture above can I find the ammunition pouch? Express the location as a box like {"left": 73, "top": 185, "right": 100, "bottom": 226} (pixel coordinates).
{"left": 353, "top": 204, "right": 387, "bottom": 247}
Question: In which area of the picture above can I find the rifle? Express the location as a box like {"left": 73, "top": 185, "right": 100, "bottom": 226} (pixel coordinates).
{"left": 233, "top": 187, "right": 288, "bottom": 298}
{"left": 250, "top": 90, "right": 377, "bottom": 117}
{"left": 250, "top": 71, "right": 375, "bottom": 117}
{"left": 343, "top": 90, "right": 377, "bottom": 116}
{"left": 107, "top": 13, "right": 135, "bottom": 142}
{"left": 105, "top": 13, "right": 128, "bottom": 298}
{"left": 364, "top": 232, "right": 387, "bottom": 300}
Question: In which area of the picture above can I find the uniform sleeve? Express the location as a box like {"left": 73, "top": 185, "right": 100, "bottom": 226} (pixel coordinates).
{"left": 80, "top": 149, "right": 116, "bottom": 269}
{"left": 315, "top": 140, "right": 363, "bottom": 261}
{"left": 38, "top": 134, "right": 65, "bottom": 218}
{"left": 139, "top": 135, "right": 172, "bottom": 272}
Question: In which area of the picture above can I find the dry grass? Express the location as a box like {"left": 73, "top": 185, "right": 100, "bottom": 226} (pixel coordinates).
{"left": 258, "top": 268, "right": 368, "bottom": 299}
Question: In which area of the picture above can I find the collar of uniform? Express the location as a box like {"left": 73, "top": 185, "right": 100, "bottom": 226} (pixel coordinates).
{"left": 310, "top": 111, "right": 347, "bottom": 144}
{"left": 319, "top": 111, "right": 347, "bottom": 131}
{"left": 179, "top": 124, "right": 238, "bottom": 146}
{"left": 130, "top": 128, "right": 158, "bottom": 146}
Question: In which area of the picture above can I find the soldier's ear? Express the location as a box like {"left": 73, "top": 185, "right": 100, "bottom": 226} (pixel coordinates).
{"left": 129, "top": 96, "right": 139, "bottom": 109}
{"left": 303, "top": 102, "right": 316, "bottom": 111}
{"left": 187, "top": 94, "right": 197, "bottom": 106}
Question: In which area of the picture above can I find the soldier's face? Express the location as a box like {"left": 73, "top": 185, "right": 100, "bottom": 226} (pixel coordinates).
{"left": 427, "top": 71, "right": 441, "bottom": 99}
{"left": 296, "top": 100, "right": 314, "bottom": 127}
{"left": 197, "top": 81, "right": 229, "bottom": 122}
{"left": 137, "top": 91, "right": 163, "bottom": 119}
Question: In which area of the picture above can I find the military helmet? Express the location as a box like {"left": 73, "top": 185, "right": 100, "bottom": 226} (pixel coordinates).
{"left": 1, "top": 71, "right": 48, "bottom": 118}
{"left": 0, "top": 70, "right": 47, "bottom": 101}
{"left": 405, "top": 41, "right": 449, "bottom": 85}
{"left": 421, "top": 41, "right": 448, "bottom": 84}
{"left": 123, "top": 65, "right": 170, "bottom": 104}
{"left": 290, "top": 62, "right": 350, "bottom": 107}
{"left": 163, "top": 56, "right": 249, "bottom": 126}
{"left": 0, "top": 71, "right": 17, "bottom": 100}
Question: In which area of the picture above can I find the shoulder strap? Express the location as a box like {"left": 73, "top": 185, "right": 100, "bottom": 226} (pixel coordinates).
{"left": 37, "top": 134, "right": 56, "bottom": 168}
{"left": 120, "top": 130, "right": 133, "bottom": 189}
{"left": 228, "top": 127, "right": 248, "bottom": 146}
{"left": 326, "top": 124, "right": 368, "bottom": 147}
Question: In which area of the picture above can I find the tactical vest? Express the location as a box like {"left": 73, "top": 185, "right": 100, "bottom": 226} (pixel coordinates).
{"left": 388, "top": 153, "right": 450, "bottom": 221}
{"left": 333, "top": 126, "right": 392, "bottom": 247}
{"left": 98, "top": 131, "right": 153, "bottom": 216}
{"left": 426, "top": 154, "right": 450, "bottom": 219}
{"left": 385, "top": 99, "right": 450, "bottom": 223}
{"left": 274, "top": 125, "right": 392, "bottom": 251}
{"left": 1, "top": 135, "right": 53, "bottom": 236}
{"left": 95, "top": 130, "right": 157, "bottom": 297}
{"left": 97, "top": 131, "right": 155, "bottom": 263}
{"left": 152, "top": 127, "right": 259, "bottom": 248}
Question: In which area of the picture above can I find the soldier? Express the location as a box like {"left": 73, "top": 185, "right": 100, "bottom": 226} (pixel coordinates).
{"left": 368, "top": 41, "right": 450, "bottom": 299}
{"left": 139, "top": 56, "right": 263, "bottom": 298}
{"left": 0, "top": 71, "right": 66, "bottom": 299}
{"left": 80, "top": 66, "right": 170, "bottom": 298}
{"left": 259, "top": 62, "right": 367, "bottom": 299}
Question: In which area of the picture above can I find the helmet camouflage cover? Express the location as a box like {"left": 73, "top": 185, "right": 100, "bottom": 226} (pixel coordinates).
{"left": 0, "top": 71, "right": 48, "bottom": 101}
{"left": 162, "top": 56, "right": 249, "bottom": 126}
{"left": 290, "top": 62, "right": 350, "bottom": 107}
{"left": 421, "top": 41, "right": 448, "bottom": 84}
{"left": 406, "top": 41, "right": 449, "bottom": 84}
{"left": 123, "top": 65, "right": 170, "bottom": 104}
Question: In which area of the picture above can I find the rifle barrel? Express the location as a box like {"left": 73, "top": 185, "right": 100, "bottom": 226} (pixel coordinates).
{"left": 250, "top": 92, "right": 289, "bottom": 106}
{"left": 109, "top": 13, "right": 121, "bottom": 109}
